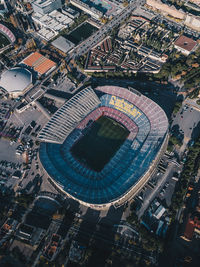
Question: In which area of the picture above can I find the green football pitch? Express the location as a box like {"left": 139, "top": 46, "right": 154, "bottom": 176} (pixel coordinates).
{"left": 0, "top": 32, "right": 10, "bottom": 49}
{"left": 71, "top": 116, "right": 129, "bottom": 172}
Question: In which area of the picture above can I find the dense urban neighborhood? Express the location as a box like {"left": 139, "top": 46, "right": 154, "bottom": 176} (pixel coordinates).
{"left": 0, "top": 0, "right": 200, "bottom": 267}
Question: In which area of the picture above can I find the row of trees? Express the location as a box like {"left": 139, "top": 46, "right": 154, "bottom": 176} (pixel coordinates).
{"left": 169, "top": 136, "right": 200, "bottom": 218}
{"left": 188, "top": 87, "right": 200, "bottom": 99}
{"left": 167, "top": 134, "right": 183, "bottom": 152}
{"left": 172, "top": 100, "right": 183, "bottom": 114}
{"left": 154, "top": 47, "right": 200, "bottom": 93}
{"left": 15, "top": 193, "right": 34, "bottom": 208}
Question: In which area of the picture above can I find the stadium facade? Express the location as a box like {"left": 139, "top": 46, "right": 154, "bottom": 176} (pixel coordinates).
{"left": 39, "top": 86, "right": 168, "bottom": 209}
{"left": 0, "top": 24, "right": 16, "bottom": 43}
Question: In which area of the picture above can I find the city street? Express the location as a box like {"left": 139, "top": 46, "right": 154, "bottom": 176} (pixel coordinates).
{"left": 137, "top": 162, "right": 180, "bottom": 218}
{"left": 68, "top": 0, "right": 146, "bottom": 60}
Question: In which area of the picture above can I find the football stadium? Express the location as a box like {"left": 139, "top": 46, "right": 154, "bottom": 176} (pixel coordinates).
{"left": 38, "top": 86, "right": 169, "bottom": 209}
{"left": 0, "top": 24, "right": 16, "bottom": 50}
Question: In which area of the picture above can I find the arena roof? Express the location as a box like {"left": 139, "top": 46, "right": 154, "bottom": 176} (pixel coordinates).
{"left": 22, "top": 52, "right": 56, "bottom": 75}
{"left": 39, "top": 86, "right": 168, "bottom": 207}
{"left": 0, "top": 67, "right": 32, "bottom": 93}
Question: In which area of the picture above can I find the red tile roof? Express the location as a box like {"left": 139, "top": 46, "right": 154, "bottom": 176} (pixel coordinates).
{"left": 174, "top": 35, "right": 197, "bottom": 52}
{"left": 23, "top": 52, "right": 56, "bottom": 75}
{"left": 184, "top": 216, "right": 200, "bottom": 240}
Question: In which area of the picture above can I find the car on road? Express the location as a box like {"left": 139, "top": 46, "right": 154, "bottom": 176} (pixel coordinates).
{"left": 165, "top": 182, "right": 169, "bottom": 187}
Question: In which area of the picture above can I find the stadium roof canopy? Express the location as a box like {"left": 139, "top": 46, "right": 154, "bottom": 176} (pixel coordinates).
{"left": 0, "top": 67, "right": 32, "bottom": 94}
{"left": 38, "top": 87, "right": 101, "bottom": 143}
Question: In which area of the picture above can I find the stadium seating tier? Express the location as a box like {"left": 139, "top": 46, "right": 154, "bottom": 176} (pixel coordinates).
{"left": 39, "top": 86, "right": 168, "bottom": 206}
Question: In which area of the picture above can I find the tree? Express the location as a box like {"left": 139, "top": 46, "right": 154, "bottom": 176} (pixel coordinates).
{"left": 123, "top": 0, "right": 129, "bottom": 7}
{"left": 101, "top": 17, "right": 108, "bottom": 24}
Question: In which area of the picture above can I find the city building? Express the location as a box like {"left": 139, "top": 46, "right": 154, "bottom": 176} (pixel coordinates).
{"left": 185, "top": 14, "right": 200, "bottom": 31}
{"left": 174, "top": 35, "right": 198, "bottom": 56}
{"left": 43, "top": 234, "right": 61, "bottom": 261}
{"left": 189, "top": 0, "right": 200, "bottom": 4}
{"left": 38, "top": 86, "right": 168, "bottom": 209}
{"left": 70, "top": 0, "right": 103, "bottom": 19}
{"left": 146, "top": 0, "right": 185, "bottom": 20}
{"left": 69, "top": 241, "right": 86, "bottom": 263}
{"left": 32, "top": 0, "right": 62, "bottom": 15}
{"left": 62, "top": 6, "right": 79, "bottom": 19}
{"left": 51, "top": 36, "right": 75, "bottom": 54}
{"left": 21, "top": 52, "right": 57, "bottom": 76}
{"left": 0, "top": 67, "right": 32, "bottom": 97}
{"left": 141, "top": 199, "right": 169, "bottom": 237}
{"left": 183, "top": 188, "right": 200, "bottom": 241}
{"left": 184, "top": 215, "right": 200, "bottom": 241}
{"left": 32, "top": 10, "right": 73, "bottom": 40}
{"left": 0, "top": 0, "right": 8, "bottom": 16}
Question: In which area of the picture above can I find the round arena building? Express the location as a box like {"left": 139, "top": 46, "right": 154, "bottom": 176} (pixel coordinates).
{"left": 38, "top": 86, "right": 168, "bottom": 209}
{"left": 0, "top": 67, "right": 32, "bottom": 97}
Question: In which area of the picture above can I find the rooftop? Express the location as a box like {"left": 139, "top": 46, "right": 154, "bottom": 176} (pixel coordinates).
{"left": 51, "top": 36, "right": 75, "bottom": 54}
{"left": 22, "top": 52, "right": 56, "bottom": 75}
{"left": 184, "top": 216, "right": 200, "bottom": 240}
{"left": 0, "top": 67, "right": 32, "bottom": 93}
{"left": 33, "top": 0, "right": 59, "bottom": 8}
{"left": 174, "top": 35, "right": 197, "bottom": 52}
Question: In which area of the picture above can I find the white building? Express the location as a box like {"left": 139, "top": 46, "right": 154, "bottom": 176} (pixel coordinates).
{"left": 153, "top": 205, "right": 166, "bottom": 220}
{"left": 32, "top": 10, "right": 73, "bottom": 40}
{"left": 62, "top": 6, "right": 79, "bottom": 19}
{"left": 70, "top": 0, "right": 103, "bottom": 19}
{"left": 0, "top": 67, "right": 32, "bottom": 97}
{"left": 185, "top": 14, "right": 200, "bottom": 31}
{"left": 32, "top": 0, "right": 62, "bottom": 15}
{"left": 51, "top": 36, "right": 75, "bottom": 54}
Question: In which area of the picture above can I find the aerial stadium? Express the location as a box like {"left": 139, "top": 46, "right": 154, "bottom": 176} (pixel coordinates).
{"left": 0, "top": 24, "right": 16, "bottom": 51}
{"left": 38, "top": 86, "right": 169, "bottom": 209}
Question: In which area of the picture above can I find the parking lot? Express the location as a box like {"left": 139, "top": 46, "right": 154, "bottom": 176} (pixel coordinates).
{"left": 0, "top": 102, "right": 48, "bottom": 191}
{"left": 55, "top": 75, "right": 76, "bottom": 94}
{"left": 0, "top": 139, "right": 23, "bottom": 163}
{"left": 136, "top": 155, "right": 181, "bottom": 218}
{"left": 0, "top": 139, "right": 23, "bottom": 188}
{"left": 171, "top": 102, "right": 200, "bottom": 156}
{"left": 172, "top": 104, "right": 200, "bottom": 140}
{"left": 11, "top": 107, "right": 48, "bottom": 129}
